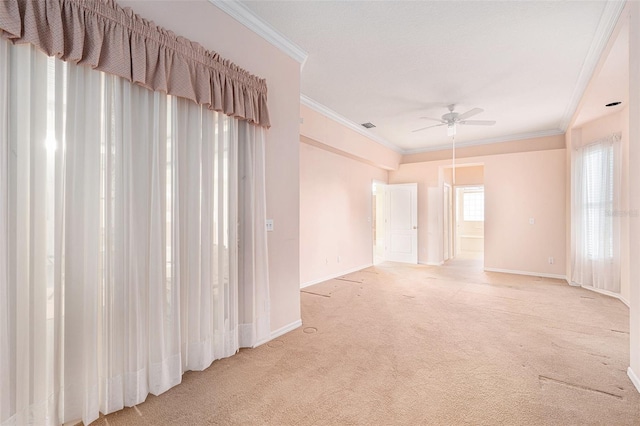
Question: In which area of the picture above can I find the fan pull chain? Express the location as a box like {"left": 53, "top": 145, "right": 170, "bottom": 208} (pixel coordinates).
{"left": 452, "top": 133, "right": 456, "bottom": 185}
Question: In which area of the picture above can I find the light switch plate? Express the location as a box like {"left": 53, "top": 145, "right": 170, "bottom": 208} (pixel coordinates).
{"left": 266, "top": 219, "right": 274, "bottom": 232}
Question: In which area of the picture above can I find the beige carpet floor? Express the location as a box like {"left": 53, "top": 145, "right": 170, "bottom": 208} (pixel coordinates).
{"left": 92, "top": 254, "right": 640, "bottom": 425}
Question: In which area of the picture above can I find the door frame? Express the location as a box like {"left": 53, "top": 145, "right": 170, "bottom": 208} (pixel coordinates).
{"left": 438, "top": 163, "right": 485, "bottom": 264}
{"left": 443, "top": 182, "right": 453, "bottom": 261}
{"left": 371, "top": 179, "right": 386, "bottom": 265}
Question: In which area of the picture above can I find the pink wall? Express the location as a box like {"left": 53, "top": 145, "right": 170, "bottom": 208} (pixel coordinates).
{"left": 390, "top": 149, "right": 566, "bottom": 276}
{"left": 629, "top": 1, "right": 640, "bottom": 387}
{"left": 564, "top": 3, "right": 639, "bottom": 390}
{"left": 484, "top": 150, "right": 565, "bottom": 275}
{"left": 403, "top": 134, "right": 565, "bottom": 164}
{"left": 300, "top": 143, "right": 388, "bottom": 286}
{"left": 300, "top": 105, "right": 402, "bottom": 170}
{"left": 443, "top": 165, "right": 484, "bottom": 185}
{"left": 298, "top": 103, "right": 398, "bottom": 286}
{"left": 120, "top": 1, "right": 302, "bottom": 332}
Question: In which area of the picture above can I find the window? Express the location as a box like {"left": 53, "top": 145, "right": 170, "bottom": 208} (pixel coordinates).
{"left": 582, "top": 144, "right": 614, "bottom": 259}
{"left": 1, "top": 40, "right": 269, "bottom": 425}
{"left": 463, "top": 187, "right": 484, "bottom": 221}
{"left": 570, "top": 133, "right": 620, "bottom": 293}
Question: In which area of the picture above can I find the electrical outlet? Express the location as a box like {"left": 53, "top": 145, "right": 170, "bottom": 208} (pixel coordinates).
{"left": 337, "top": 256, "right": 341, "bottom": 263}
{"left": 548, "top": 257, "right": 554, "bottom": 264}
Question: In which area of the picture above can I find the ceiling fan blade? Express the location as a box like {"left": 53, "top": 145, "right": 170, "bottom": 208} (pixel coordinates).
{"left": 412, "top": 123, "right": 446, "bottom": 133}
{"left": 459, "top": 120, "right": 496, "bottom": 126}
{"left": 419, "top": 116, "right": 446, "bottom": 124}
{"left": 457, "top": 107, "right": 484, "bottom": 121}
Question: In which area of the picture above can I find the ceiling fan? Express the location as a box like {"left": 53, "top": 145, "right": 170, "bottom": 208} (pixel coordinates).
{"left": 412, "top": 104, "right": 496, "bottom": 135}
{"left": 412, "top": 104, "right": 495, "bottom": 185}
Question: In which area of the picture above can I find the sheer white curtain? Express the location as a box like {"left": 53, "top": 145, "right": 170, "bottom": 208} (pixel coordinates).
{"left": 571, "top": 133, "right": 621, "bottom": 293}
{"left": 238, "top": 122, "right": 271, "bottom": 347}
{"left": 0, "top": 39, "right": 269, "bottom": 426}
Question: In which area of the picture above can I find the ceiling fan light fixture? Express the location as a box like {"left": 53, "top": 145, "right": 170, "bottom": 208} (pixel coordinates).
{"left": 412, "top": 105, "right": 494, "bottom": 134}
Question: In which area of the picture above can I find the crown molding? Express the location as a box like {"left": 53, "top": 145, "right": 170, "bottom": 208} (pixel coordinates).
{"left": 300, "top": 94, "right": 404, "bottom": 154}
{"left": 402, "top": 129, "right": 565, "bottom": 155}
{"left": 209, "top": 0, "right": 308, "bottom": 67}
{"left": 300, "top": 94, "right": 565, "bottom": 156}
{"left": 559, "top": 0, "right": 626, "bottom": 131}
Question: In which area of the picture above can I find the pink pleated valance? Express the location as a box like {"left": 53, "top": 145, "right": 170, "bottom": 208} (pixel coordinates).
{"left": 0, "top": 0, "right": 271, "bottom": 127}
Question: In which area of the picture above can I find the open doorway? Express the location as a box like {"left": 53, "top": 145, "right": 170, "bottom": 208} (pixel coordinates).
{"left": 454, "top": 185, "right": 484, "bottom": 261}
{"left": 441, "top": 164, "right": 484, "bottom": 267}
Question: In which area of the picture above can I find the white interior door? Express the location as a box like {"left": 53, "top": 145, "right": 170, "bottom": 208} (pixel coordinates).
{"left": 385, "top": 183, "right": 418, "bottom": 264}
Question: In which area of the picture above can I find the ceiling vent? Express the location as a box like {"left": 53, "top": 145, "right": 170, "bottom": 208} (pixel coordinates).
{"left": 361, "top": 122, "right": 376, "bottom": 129}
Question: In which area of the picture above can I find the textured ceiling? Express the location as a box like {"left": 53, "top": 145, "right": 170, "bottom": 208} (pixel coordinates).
{"left": 241, "top": 0, "right": 623, "bottom": 153}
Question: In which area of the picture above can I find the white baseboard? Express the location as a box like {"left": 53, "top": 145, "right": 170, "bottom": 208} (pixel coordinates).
{"left": 628, "top": 367, "right": 640, "bottom": 394}
{"left": 300, "top": 263, "right": 373, "bottom": 289}
{"left": 270, "top": 319, "right": 302, "bottom": 340}
{"left": 572, "top": 283, "right": 630, "bottom": 307}
{"left": 421, "top": 261, "right": 444, "bottom": 266}
{"left": 249, "top": 319, "right": 302, "bottom": 349}
{"left": 484, "top": 267, "right": 567, "bottom": 281}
